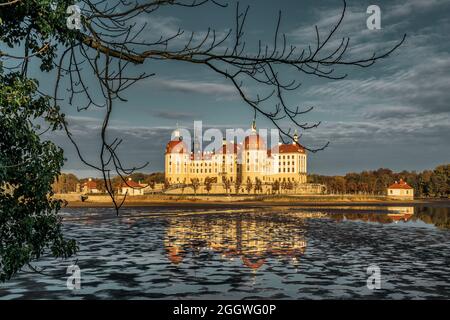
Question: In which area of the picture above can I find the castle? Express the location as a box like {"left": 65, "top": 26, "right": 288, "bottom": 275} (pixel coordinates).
{"left": 165, "top": 121, "right": 307, "bottom": 188}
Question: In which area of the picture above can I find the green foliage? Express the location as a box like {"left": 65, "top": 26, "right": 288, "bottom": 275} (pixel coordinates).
{"left": 0, "top": 73, "right": 77, "bottom": 282}
{"left": 0, "top": 0, "right": 80, "bottom": 71}
{"left": 308, "top": 165, "right": 450, "bottom": 197}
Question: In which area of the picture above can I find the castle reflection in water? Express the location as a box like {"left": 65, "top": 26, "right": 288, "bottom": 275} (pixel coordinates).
{"left": 163, "top": 212, "right": 314, "bottom": 270}
{"left": 163, "top": 208, "right": 416, "bottom": 270}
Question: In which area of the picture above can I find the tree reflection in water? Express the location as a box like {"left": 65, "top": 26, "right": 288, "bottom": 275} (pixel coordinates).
{"left": 163, "top": 206, "right": 450, "bottom": 269}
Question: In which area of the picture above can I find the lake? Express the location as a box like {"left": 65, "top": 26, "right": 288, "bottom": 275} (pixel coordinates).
{"left": 1, "top": 204, "right": 449, "bottom": 299}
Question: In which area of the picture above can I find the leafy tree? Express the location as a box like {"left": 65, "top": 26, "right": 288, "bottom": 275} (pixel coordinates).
{"left": 190, "top": 178, "right": 200, "bottom": 195}
{"left": 222, "top": 176, "right": 231, "bottom": 194}
{"left": 272, "top": 180, "right": 280, "bottom": 194}
{"left": 308, "top": 165, "right": 449, "bottom": 197}
{"left": 234, "top": 177, "right": 242, "bottom": 195}
{"left": 254, "top": 178, "right": 263, "bottom": 194}
{"left": 52, "top": 173, "right": 79, "bottom": 193}
{"left": 144, "top": 172, "right": 165, "bottom": 184}
{"left": 0, "top": 74, "right": 77, "bottom": 282}
{"left": 292, "top": 180, "right": 299, "bottom": 194}
{"left": 287, "top": 181, "right": 294, "bottom": 192}
{"left": 245, "top": 178, "right": 253, "bottom": 194}
{"left": 204, "top": 177, "right": 213, "bottom": 194}
{"left": 164, "top": 179, "right": 171, "bottom": 190}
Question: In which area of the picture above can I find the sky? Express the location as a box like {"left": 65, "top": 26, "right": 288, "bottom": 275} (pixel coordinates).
{"left": 39, "top": 0, "right": 450, "bottom": 177}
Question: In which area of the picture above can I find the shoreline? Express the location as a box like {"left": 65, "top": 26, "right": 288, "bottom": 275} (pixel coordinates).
{"left": 56, "top": 194, "right": 449, "bottom": 209}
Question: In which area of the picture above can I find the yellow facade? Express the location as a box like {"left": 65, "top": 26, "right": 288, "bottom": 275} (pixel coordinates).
{"left": 165, "top": 125, "right": 307, "bottom": 186}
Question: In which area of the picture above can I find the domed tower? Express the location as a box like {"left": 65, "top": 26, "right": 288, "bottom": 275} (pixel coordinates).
{"left": 165, "top": 128, "right": 189, "bottom": 185}
{"left": 242, "top": 120, "right": 267, "bottom": 186}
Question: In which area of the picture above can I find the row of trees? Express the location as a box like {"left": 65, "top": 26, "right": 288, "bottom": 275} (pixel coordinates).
{"left": 54, "top": 164, "right": 449, "bottom": 197}
{"left": 52, "top": 172, "right": 165, "bottom": 193}
{"left": 189, "top": 176, "right": 297, "bottom": 195}
{"left": 308, "top": 164, "right": 449, "bottom": 197}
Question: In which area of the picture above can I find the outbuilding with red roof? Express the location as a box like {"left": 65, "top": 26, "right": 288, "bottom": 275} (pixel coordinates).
{"left": 387, "top": 179, "right": 414, "bottom": 200}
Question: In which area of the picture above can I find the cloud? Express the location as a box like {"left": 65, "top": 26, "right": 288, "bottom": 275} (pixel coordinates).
{"left": 45, "top": 117, "right": 175, "bottom": 176}
{"left": 302, "top": 53, "right": 450, "bottom": 119}
{"left": 46, "top": 0, "right": 450, "bottom": 176}
{"left": 362, "top": 105, "right": 419, "bottom": 120}
{"left": 132, "top": 14, "right": 231, "bottom": 51}
{"left": 302, "top": 112, "right": 450, "bottom": 147}
{"left": 150, "top": 78, "right": 238, "bottom": 96}
{"left": 153, "top": 110, "right": 197, "bottom": 120}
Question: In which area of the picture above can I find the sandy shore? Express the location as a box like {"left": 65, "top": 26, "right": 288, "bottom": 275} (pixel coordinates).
{"left": 55, "top": 193, "right": 449, "bottom": 209}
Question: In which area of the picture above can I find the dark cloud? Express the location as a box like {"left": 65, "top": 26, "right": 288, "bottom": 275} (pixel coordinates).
{"left": 46, "top": 117, "right": 174, "bottom": 176}
{"left": 150, "top": 78, "right": 237, "bottom": 96}
{"left": 154, "top": 110, "right": 197, "bottom": 120}
{"left": 362, "top": 106, "right": 420, "bottom": 120}
{"left": 43, "top": 0, "right": 450, "bottom": 176}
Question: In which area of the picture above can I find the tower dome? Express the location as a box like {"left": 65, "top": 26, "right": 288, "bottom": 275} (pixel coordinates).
{"left": 165, "top": 140, "right": 188, "bottom": 154}
{"left": 244, "top": 120, "right": 266, "bottom": 150}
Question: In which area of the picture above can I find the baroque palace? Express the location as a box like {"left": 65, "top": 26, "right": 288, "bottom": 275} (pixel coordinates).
{"left": 165, "top": 121, "right": 307, "bottom": 187}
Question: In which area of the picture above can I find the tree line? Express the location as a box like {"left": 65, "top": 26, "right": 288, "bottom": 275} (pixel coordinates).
{"left": 53, "top": 164, "right": 449, "bottom": 197}
{"left": 52, "top": 172, "right": 165, "bottom": 194}
{"left": 308, "top": 164, "right": 449, "bottom": 197}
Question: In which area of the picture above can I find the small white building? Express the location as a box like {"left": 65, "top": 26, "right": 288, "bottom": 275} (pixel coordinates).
{"left": 82, "top": 178, "right": 100, "bottom": 194}
{"left": 120, "top": 178, "right": 145, "bottom": 196}
{"left": 387, "top": 179, "right": 414, "bottom": 200}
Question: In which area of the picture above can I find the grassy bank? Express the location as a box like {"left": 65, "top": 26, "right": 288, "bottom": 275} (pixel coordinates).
{"left": 54, "top": 193, "right": 447, "bottom": 208}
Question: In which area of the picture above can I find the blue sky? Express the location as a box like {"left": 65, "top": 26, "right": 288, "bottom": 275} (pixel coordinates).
{"left": 40, "top": 0, "right": 450, "bottom": 177}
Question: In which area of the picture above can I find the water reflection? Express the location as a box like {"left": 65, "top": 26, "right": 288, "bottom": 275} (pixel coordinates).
{"left": 1, "top": 205, "right": 449, "bottom": 299}
{"left": 413, "top": 206, "right": 450, "bottom": 230}
{"left": 325, "top": 207, "right": 415, "bottom": 224}
{"left": 164, "top": 213, "right": 311, "bottom": 270}
{"left": 161, "top": 207, "right": 439, "bottom": 270}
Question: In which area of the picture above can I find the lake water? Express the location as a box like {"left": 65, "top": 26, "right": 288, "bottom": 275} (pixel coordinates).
{"left": 1, "top": 204, "right": 449, "bottom": 299}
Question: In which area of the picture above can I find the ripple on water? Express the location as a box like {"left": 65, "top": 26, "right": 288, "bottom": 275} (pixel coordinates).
{"left": 1, "top": 206, "right": 450, "bottom": 299}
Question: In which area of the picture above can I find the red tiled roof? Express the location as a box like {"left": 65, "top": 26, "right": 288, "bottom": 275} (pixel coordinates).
{"left": 166, "top": 140, "right": 188, "bottom": 154}
{"left": 167, "top": 247, "right": 183, "bottom": 265}
{"left": 388, "top": 179, "right": 413, "bottom": 189}
{"left": 388, "top": 213, "right": 413, "bottom": 222}
{"left": 121, "top": 180, "right": 143, "bottom": 188}
{"left": 241, "top": 257, "right": 266, "bottom": 270}
{"left": 270, "top": 143, "right": 305, "bottom": 154}
{"left": 279, "top": 143, "right": 305, "bottom": 153}
{"left": 83, "top": 180, "right": 97, "bottom": 189}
